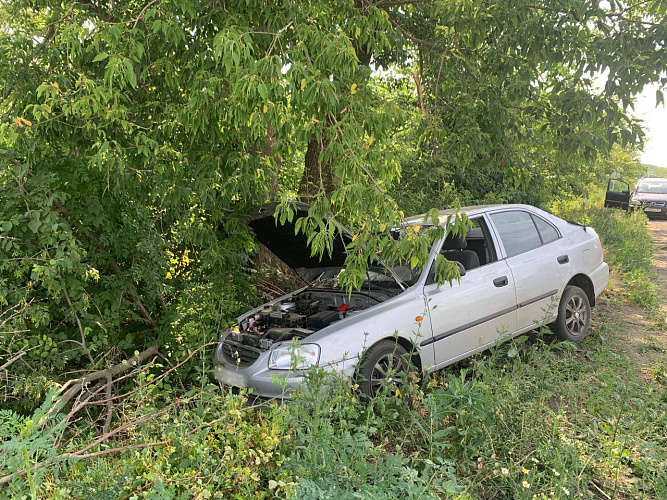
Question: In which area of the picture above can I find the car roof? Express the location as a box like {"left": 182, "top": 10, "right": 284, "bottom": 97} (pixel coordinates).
{"left": 403, "top": 204, "right": 541, "bottom": 226}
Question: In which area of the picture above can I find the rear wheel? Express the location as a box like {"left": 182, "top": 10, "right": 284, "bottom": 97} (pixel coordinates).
{"left": 357, "top": 340, "right": 410, "bottom": 398}
{"left": 554, "top": 285, "right": 591, "bottom": 343}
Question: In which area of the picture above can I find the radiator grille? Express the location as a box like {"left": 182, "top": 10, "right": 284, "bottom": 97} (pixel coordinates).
{"left": 220, "top": 339, "right": 261, "bottom": 367}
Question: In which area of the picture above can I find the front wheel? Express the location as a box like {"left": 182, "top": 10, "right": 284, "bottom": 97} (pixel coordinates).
{"left": 357, "top": 340, "right": 410, "bottom": 398}
{"left": 553, "top": 285, "right": 591, "bottom": 343}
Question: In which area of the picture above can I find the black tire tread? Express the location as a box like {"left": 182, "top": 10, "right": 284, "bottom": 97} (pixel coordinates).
{"left": 554, "top": 285, "right": 591, "bottom": 343}
{"left": 357, "top": 340, "right": 409, "bottom": 398}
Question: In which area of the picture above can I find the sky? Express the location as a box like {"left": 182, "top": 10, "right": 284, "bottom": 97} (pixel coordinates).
{"left": 633, "top": 83, "right": 667, "bottom": 168}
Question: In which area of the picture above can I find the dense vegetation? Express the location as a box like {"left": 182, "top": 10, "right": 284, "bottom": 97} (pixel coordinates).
{"left": 1, "top": 0, "right": 666, "bottom": 498}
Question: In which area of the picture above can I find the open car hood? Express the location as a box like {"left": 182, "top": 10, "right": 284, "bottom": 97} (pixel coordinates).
{"left": 247, "top": 202, "right": 352, "bottom": 275}
{"left": 247, "top": 202, "right": 407, "bottom": 288}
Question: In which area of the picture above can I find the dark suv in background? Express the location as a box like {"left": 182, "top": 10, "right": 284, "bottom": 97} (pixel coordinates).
{"left": 605, "top": 176, "right": 667, "bottom": 219}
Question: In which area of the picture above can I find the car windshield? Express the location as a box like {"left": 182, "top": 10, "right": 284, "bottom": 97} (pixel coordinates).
{"left": 316, "top": 264, "right": 420, "bottom": 290}
{"left": 637, "top": 181, "right": 667, "bottom": 194}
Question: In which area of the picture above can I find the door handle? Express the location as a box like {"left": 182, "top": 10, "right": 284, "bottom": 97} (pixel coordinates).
{"left": 493, "top": 276, "right": 508, "bottom": 287}
{"left": 557, "top": 255, "right": 569, "bottom": 264}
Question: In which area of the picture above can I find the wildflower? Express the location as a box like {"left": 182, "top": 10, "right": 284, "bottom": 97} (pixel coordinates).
{"left": 522, "top": 481, "right": 530, "bottom": 488}
{"left": 501, "top": 467, "right": 509, "bottom": 475}
{"left": 552, "top": 469, "right": 561, "bottom": 477}
{"left": 531, "top": 457, "right": 540, "bottom": 464}
{"left": 562, "top": 487, "right": 570, "bottom": 496}
{"left": 522, "top": 468, "right": 530, "bottom": 474}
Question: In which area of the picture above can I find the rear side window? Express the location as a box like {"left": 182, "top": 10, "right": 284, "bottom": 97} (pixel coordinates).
{"left": 490, "top": 211, "right": 542, "bottom": 257}
{"left": 531, "top": 214, "right": 559, "bottom": 244}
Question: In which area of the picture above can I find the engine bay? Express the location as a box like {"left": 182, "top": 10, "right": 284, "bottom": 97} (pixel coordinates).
{"left": 220, "top": 288, "right": 388, "bottom": 366}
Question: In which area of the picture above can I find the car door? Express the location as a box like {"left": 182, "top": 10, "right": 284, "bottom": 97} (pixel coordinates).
{"left": 604, "top": 178, "right": 630, "bottom": 209}
{"left": 421, "top": 216, "right": 518, "bottom": 369}
{"left": 488, "top": 209, "right": 569, "bottom": 331}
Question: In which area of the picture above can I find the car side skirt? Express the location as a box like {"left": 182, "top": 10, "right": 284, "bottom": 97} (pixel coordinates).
{"left": 426, "top": 314, "right": 558, "bottom": 373}
{"left": 420, "top": 289, "right": 558, "bottom": 348}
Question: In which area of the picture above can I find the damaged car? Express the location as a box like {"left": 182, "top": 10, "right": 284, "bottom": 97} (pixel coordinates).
{"left": 213, "top": 203, "right": 609, "bottom": 398}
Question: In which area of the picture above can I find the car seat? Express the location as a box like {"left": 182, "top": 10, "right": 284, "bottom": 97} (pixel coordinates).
{"left": 442, "top": 235, "right": 480, "bottom": 270}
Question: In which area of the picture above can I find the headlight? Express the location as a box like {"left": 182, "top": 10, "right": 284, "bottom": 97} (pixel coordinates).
{"left": 268, "top": 344, "right": 320, "bottom": 370}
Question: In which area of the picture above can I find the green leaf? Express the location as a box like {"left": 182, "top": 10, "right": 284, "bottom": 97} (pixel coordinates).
{"left": 93, "top": 52, "right": 109, "bottom": 63}
{"left": 124, "top": 60, "right": 137, "bottom": 88}
{"left": 27, "top": 220, "right": 41, "bottom": 233}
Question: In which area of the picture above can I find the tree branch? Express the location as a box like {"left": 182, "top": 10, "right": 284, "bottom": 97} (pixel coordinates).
{"left": 48, "top": 343, "right": 160, "bottom": 419}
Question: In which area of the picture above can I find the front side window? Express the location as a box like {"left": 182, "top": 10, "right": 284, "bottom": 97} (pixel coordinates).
{"left": 425, "top": 217, "right": 497, "bottom": 284}
{"left": 490, "top": 211, "right": 542, "bottom": 258}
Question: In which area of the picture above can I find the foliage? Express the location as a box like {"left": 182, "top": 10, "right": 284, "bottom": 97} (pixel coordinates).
{"left": 647, "top": 164, "right": 667, "bottom": 178}
{"left": 384, "top": 1, "right": 664, "bottom": 211}
{"left": 278, "top": 368, "right": 460, "bottom": 499}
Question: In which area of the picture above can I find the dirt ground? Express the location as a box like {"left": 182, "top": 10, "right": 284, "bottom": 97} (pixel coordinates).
{"left": 649, "top": 219, "right": 667, "bottom": 318}
{"left": 600, "top": 219, "right": 667, "bottom": 378}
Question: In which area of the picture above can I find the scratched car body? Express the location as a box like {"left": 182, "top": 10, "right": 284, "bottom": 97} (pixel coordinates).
{"left": 213, "top": 203, "right": 609, "bottom": 398}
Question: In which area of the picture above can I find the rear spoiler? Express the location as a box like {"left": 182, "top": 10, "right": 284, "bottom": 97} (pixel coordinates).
{"left": 566, "top": 220, "right": 587, "bottom": 232}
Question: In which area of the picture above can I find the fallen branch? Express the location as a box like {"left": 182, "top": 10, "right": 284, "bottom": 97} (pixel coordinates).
{"left": 0, "top": 406, "right": 170, "bottom": 487}
{"left": 48, "top": 343, "right": 161, "bottom": 419}
{"left": 590, "top": 478, "right": 612, "bottom": 500}
{"left": 86, "top": 342, "right": 216, "bottom": 406}
{"left": 102, "top": 373, "right": 113, "bottom": 435}
{"left": 66, "top": 441, "right": 168, "bottom": 460}
{"left": 0, "top": 351, "right": 26, "bottom": 371}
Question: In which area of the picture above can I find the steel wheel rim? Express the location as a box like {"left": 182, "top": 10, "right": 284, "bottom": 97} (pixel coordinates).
{"left": 369, "top": 352, "right": 407, "bottom": 395}
{"left": 564, "top": 294, "right": 588, "bottom": 336}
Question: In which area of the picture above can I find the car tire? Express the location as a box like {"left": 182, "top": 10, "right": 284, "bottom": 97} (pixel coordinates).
{"left": 357, "top": 340, "right": 410, "bottom": 398}
{"left": 554, "top": 285, "right": 591, "bottom": 343}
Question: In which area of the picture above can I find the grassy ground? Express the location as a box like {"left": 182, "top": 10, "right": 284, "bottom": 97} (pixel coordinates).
{"left": 2, "top": 205, "right": 666, "bottom": 499}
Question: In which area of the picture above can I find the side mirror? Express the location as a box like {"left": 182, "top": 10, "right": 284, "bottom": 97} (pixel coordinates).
{"left": 456, "top": 261, "right": 467, "bottom": 277}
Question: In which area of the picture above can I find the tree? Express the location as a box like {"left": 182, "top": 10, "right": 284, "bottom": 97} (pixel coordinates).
{"left": 384, "top": 0, "right": 665, "bottom": 209}
{"left": 1, "top": 0, "right": 665, "bottom": 407}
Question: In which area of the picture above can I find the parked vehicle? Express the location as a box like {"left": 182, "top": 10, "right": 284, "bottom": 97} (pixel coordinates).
{"left": 605, "top": 176, "right": 667, "bottom": 218}
{"left": 213, "top": 203, "right": 609, "bottom": 398}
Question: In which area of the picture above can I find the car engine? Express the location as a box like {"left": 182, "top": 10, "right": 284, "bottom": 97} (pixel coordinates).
{"left": 219, "top": 288, "right": 388, "bottom": 367}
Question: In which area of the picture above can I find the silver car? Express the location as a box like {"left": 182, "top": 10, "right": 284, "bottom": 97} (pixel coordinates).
{"left": 213, "top": 203, "right": 609, "bottom": 398}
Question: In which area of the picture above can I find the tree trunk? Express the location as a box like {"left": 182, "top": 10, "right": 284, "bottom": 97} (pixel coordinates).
{"left": 298, "top": 135, "right": 335, "bottom": 199}
{"left": 297, "top": 9, "right": 372, "bottom": 200}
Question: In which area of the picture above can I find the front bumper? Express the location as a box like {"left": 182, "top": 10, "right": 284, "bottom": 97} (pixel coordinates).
{"left": 630, "top": 203, "right": 667, "bottom": 218}
{"left": 213, "top": 342, "right": 358, "bottom": 399}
